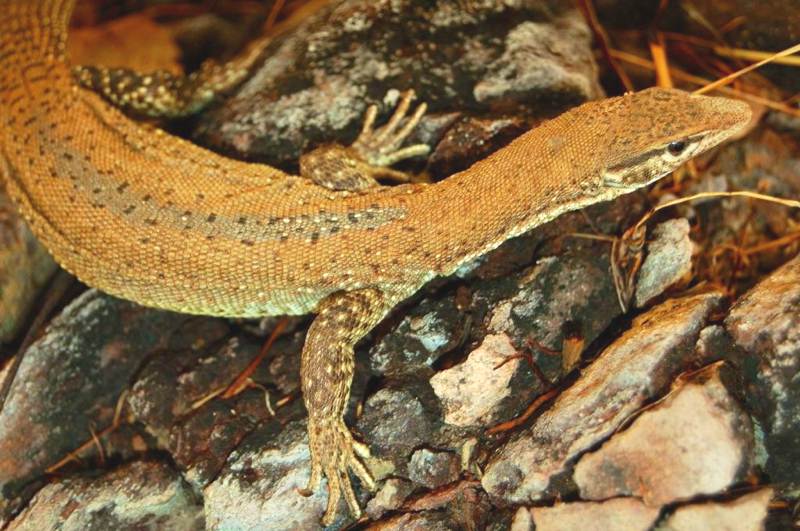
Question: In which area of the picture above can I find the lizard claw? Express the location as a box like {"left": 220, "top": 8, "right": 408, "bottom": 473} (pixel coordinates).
{"left": 305, "top": 417, "right": 375, "bottom": 526}
{"left": 351, "top": 89, "right": 430, "bottom": 173}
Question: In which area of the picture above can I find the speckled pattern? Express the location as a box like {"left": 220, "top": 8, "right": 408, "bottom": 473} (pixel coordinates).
{"left": 0, "top": 0, "right": 752, "bottom": 525}
{"left": 72, "top": 30, "right": 271, "bottom": 118}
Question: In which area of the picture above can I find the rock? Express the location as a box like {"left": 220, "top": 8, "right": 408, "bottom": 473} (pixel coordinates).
{"left": 426, "top": 117, "right": 528, "bottom": 179}
{"left": 530, "top": 498, "right": 660, "bottom": 531}
{"left": 364, "top": 478, "right": 414, "bottom": 520}
{"left": 574, "top": 364, "right": 755, "bottom": 505}
{"left": 407, "top": 449, "right": 459, "bottom": 490}
{"left": 475, "top": 247, "right": 622, "bottom": 388}
{"left": 634, "top": 218, "right": 694, "bottom": 308}
{"left": 357, "top": 388, "right": 436, "bottom": 460}
{"left": 396, "top": 479, "right": 490, "bottom": 528}
{"left": 473, "top": 16, "right": 600, "bottom": 105}
{"left": 369, "top": 296, "right": 464, "bottom": 378}
{"left": 509, "top": 506, "right": 534, "bottom": 531}
{"left": 0, "top": 291, "right": 194, "bottom": 520}
{"left": 125, "top": 329, "right": 305, "bottom": 488}
{"left": 204, "top": 421, "right": 329, "bottom": 531}
{"left": 0, "top": 190, "right": 57, "bottom": 343}
{"left": 693, "top": 325, "right": 735, "bottom": 365}
{"left": 367, "top": 511, "right": 463, "bottom": 531}
{"left": 195, "top": 0, "right": 601, "bottom": 167}
{"left": 725, "top": 254, "right": 800, "bottom": 493}
{"left": 126, "top": 330, "right": 239, "bottom": 445}
{"left": 6, "top": 461, "right": 202, "bottom": 531}
{"left": 430, "top": 333, "right": 521, "bottom": 428}
{"left": 164, "top": 398, "right": 300, "bottom": 490}
{"left": 660, "top": 488, "right": 773, "bottom": 531}
{"left": 481, "top": 293, "right": 721, "bottom": 505}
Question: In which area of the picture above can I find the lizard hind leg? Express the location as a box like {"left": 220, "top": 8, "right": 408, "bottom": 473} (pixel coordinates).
{"left": 299, "top": 288, "right": 399, "bottom": 526}
{"left": 298, "top": 89, "right": 430, "bottom": 192}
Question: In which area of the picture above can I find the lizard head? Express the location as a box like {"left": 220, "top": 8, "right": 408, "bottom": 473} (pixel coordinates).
{"left": 597, "top": 87, "right": 751, "bottom": 191}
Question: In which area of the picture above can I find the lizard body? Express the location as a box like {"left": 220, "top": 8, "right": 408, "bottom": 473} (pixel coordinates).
{"left": 0, "top": 0, "right": 751, "bottom": 524}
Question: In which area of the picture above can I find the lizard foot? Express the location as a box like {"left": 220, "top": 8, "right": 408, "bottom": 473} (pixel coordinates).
{"left": 351, "top": 89, "right": 430, "bottom": 180}
{"left": 302, "top": 417, "right": 375, "bottom": 526}
{"left": 298, "top": 89, "right": 430, "bottom": 190}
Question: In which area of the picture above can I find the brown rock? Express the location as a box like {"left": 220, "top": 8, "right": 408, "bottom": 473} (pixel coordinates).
{"left": 530, "top": 498, "right": 660, "bottom": 531}
{"left": 0, "top": 190, "right": 56, "bottom": 343}
{"left": 574, "top": 364, "right": 754, "bottom": 505}
{"left": 481, "top": 293, "right": 721, "bottom": 504}
{"left": 510, "top": 506, "right": 534, "bottom": 531}
{"left": 430, "top": 333, "right": 521, "bottom": 427}
{"left": 126, "top": 328, "right": 303, "bottom": 488}
{"left": 660, "top": 488, "right": 773, "bottom": 531}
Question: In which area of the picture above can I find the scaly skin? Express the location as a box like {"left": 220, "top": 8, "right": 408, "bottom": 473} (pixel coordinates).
{"left": 0, "top": 0, "right": 751, "bottom": 524}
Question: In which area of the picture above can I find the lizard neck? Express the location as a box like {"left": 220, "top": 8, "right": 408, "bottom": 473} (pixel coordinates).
{"left": 414, "top": 116, "right": 615, "bottom": 274}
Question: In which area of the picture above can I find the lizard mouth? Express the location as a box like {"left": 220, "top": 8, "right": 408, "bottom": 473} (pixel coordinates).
{"left": 602, "top": 176, "right": 631, "bottom": 188}
{"left": 601, "top": 171, "right": 638, "bottom": 189}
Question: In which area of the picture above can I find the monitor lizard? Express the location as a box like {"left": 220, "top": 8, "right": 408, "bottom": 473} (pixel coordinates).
{"left": 0, "top": 0, "right": 752, "bottom": 525}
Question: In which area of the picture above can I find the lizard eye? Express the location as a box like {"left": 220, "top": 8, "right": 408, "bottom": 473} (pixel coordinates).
{"left": 667, "top": 140, "right": 687, "bottom": 155}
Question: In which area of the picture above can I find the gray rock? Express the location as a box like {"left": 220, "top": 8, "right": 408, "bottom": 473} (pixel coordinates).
{"left": 481, "top": 293, "right": 721, "bottom": 505}
{"left": 357, "top": 388, "right": 436, "bottom": 460}
{"left": 125, "top": 329, "right": 303, "bottom": 489}
{"left": 6, "top": 461, "right": 202, "bottom": 531}
{"left": 473, "top": 15, "right": 600, "bottom": 105}
{"left": 483, "top": 252, "right": 620, "bottom": 352}
{"left": 474, "top": 247, "right": 622, "bottom": 392}
{"left": 195, "top": 0, "right": 601, "bottom": 167}
{"left": 430, "top": 333, "right": 521, "bottom": 428}
{"left": 0, "top": 290, "right": 193, "bottom": 520}
{"left": 407, "top": 448, "right": 459, "bottom": 490}
{"left": 725, "top": 254, "right": 800, "bottom": 492}
{"left": 364, "top": 478, "right": 414, "bottom": 520}
{"left": 127, "top": 330, "right": 239, "bottom": 445}
{"left": 574, "top": 364, "right": 754, "bottom": 505}
{"left": 370, "top": 296, "right": 464, "bottom": 378}
{"left": 530, "top": 498, "right": 660, "bottom": 531}
{"left": 693, "top": 324, "right": 734, "bottom": 365}
{"left": 204, "top": 421, "right": 329, "bottom": 531}
{"left": 634, "top": 218, "right": 694, "bottom": 308}
{"left": 659, "top": 487, "right": 773, "bottom": 531}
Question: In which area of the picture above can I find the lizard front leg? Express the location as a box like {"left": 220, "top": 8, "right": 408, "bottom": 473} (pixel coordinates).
{"left": 298, "top": 89, "right": 430, "bottom": 192}
{"left": 299, "top": 288, "right": 400, "bottom": 525}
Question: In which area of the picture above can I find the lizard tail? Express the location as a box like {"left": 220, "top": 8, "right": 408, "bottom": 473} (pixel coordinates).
{"left": 1, "top": 0, "right": 76, "bottom": 64}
